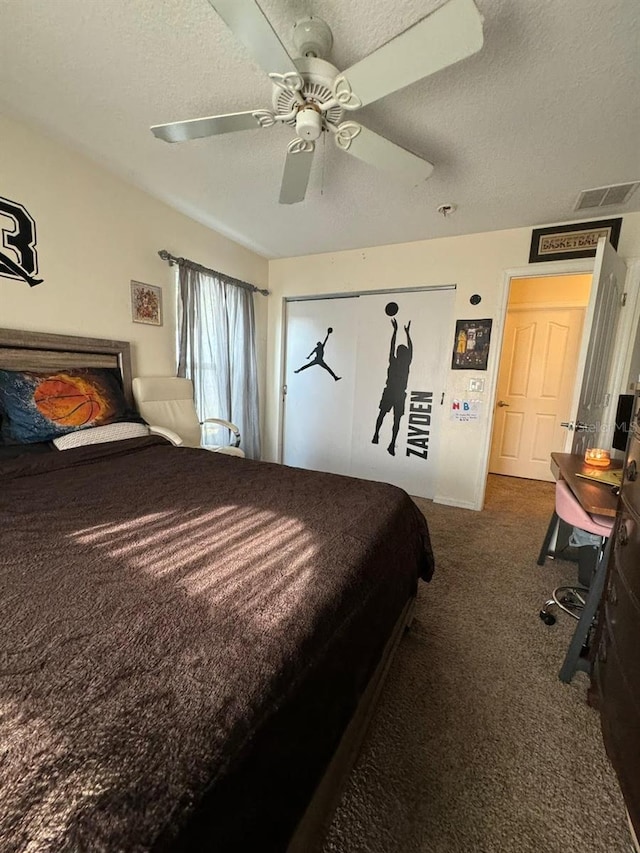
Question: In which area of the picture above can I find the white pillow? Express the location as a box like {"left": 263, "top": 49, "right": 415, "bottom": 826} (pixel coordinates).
{"left": 53, "top": 422, "right": 149, "bottom": 450}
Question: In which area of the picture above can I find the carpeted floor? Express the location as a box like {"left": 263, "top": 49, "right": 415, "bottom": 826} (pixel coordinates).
{"left": 322, "top": 474, "right": 632, "bottom": 853}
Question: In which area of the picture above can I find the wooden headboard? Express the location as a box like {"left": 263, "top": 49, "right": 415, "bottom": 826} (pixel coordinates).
{"left": 0, "top": 329, "right": 134, "bottom": 408}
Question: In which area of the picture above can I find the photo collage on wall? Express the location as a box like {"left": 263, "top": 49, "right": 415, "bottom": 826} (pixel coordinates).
{"left": 451, "top": 319, "right": 492, "bottom": 370}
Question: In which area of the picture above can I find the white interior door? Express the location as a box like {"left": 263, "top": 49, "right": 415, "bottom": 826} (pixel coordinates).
{"left": 350, "top": 289, "right": 454, "bottom": 498}
{"left": 489, "top": 306, "right": 585, "bottom": 481}
{"left": 282, "top": 287, "right": 455, "bottom": 498}
{"left": 568, "top": 237, "right": 627, "bottom": 455}
{"left": 282, "top": 297, "right": 359, "bottom": 475}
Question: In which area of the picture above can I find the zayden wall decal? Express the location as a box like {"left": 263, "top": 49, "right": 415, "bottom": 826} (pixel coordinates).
{"left": 0, "top": 196, "right": 43, "bottom": 287}
{"left": 372, "top": 302, "right": 413, "bottom": 457}
{"left": 294, "top": 327, "right": 341, "bottom": 381}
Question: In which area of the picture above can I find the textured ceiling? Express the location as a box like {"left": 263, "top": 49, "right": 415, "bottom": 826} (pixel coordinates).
{"left": 1, "top": 0, "right": 639, "bottom": 258}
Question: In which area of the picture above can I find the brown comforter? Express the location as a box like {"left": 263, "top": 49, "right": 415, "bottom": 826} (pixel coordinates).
{"left": 0, "top": 437, "right": 433, "bottom": 852}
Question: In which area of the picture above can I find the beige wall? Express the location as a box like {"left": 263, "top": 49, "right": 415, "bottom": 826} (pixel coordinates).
{"left": 267, "top": 215, "right": 640, "bottom": 508}
{"left": 0, "top": 113, "right": 268, "bottom": 415}
{"left": 4, "top": 111, "right": 639, "bottom": 490}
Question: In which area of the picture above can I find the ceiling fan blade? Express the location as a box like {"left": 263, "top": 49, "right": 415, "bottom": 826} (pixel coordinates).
{"left": 279, "top": 140, "right": 315, "bottom": 205}
{"left": 151, "top": 110, "right": 267, "bottom": 143}
{"left": 335, "top": 0, "right": 483, "bottom": 109}
{"left": 334, "top": 123, "right": 434, "bottom": 185}
{"left": 207, "top": 0, "right": 298, "bottom": 76}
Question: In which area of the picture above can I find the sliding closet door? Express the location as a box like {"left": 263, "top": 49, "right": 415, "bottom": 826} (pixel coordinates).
{"left": 282, "top": 287, "right": 455, "bottom": 498}
{"left": 350, "top": 289, "right": 454, "bottom": 498}
{"left": 282, "top": 297, "right": 359, "bottom": 475}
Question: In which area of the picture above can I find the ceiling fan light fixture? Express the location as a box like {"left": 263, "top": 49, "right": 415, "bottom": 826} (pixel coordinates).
{"left": 296, "top": 107, "right": 323, "bottom": 141}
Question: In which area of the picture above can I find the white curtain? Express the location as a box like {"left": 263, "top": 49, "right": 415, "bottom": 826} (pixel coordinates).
{"left": 177, "top": 264, "right": 261, "bottom": 459}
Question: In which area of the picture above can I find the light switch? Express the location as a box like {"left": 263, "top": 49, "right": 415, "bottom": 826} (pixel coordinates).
{"left": 469, "top": 378, "right": 485, "bottom": 392}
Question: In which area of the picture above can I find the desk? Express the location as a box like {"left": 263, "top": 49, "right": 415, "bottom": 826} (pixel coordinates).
{"left": 550, "top": 452, "right": 621, "bottom": 518}
{"left": 545, "top": 452, "right": 620, "bottom": 684}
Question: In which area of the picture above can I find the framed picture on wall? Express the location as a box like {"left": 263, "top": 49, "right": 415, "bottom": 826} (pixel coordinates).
{"left": 451, "top": 319, "right": 492, "bottom": 370}
{"left": 131, "top": 281, "right": 163, "bottom": 326}
{"left": 528, "top": 218, "right": 622, "bottom": 263}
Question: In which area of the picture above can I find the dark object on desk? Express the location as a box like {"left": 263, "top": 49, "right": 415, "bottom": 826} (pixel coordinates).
{"left": 613, "top": 394, "right": 634, "bottom": 452}
{"left": 596, "top": 391, "right": 640, "bottom": 844}
{"left": 576, "top": 468, "right": 623, "bottom": 488}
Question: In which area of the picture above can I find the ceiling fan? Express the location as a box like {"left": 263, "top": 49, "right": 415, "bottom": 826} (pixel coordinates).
{"left": 151, "top": 0, "right": 484, "bottom": 204}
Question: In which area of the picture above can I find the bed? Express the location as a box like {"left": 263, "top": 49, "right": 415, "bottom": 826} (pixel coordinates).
{"left": 0, "top": 328, "right": 434, "bottom": 852}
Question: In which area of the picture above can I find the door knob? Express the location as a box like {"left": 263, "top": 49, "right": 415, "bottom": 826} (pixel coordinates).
{"left": 497, "top": 400, "right": 510, "bottom": 407}
{"left": 560, "top": 422, "right": 574, "bottom": 430}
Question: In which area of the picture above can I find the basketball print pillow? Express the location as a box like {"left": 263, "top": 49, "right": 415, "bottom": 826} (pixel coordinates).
{"left": 0, "top": 368, "right": 130, "bottom": 443}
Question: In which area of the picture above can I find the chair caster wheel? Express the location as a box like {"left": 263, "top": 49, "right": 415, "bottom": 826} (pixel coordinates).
{"left": 539, "top": 609, "right": 556, "bottom": 626}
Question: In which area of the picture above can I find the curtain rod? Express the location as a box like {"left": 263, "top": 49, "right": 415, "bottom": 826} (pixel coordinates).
{"left": 158, "top": 250, "right": 269, "bottom": 296}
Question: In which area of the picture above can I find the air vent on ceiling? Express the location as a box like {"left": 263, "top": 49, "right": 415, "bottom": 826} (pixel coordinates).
{"left": 574, "top": 181, "right": 640, "bottom": 211}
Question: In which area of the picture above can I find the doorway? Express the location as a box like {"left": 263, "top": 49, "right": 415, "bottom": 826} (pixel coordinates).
{"left": 488, "top": 273, "right": 592, "bottom": 482}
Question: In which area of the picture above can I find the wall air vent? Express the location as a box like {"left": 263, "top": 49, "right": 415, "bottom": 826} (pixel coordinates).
{"left": 574, "top": 182, "right": 640, "bottom": 211}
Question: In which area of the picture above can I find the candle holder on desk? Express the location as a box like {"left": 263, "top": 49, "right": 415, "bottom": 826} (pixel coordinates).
{"left": 584, "top": 448, "right": 611, "bottom": 468}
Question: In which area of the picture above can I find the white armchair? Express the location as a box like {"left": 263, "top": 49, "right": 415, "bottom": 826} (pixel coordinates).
{"left": 132, "top": 377, "right": 245, "bottom": 458}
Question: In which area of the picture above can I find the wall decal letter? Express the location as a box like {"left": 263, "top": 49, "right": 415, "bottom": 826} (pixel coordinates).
{"left": 0, "top": 195, "right": 43, "bottom": 287}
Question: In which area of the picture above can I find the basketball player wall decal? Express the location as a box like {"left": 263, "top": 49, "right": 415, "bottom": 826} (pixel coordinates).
{"left": 294, "top": 327, "right": 341, "bottom": 381}
{"left": 372, "top": 302, "right": 413, "bottom": 456}
{"left": 0, "top": 195, "right": 43, "bottom": 287}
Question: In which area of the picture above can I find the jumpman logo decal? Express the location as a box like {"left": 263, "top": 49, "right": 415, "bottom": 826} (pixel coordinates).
{"left": 294, "top": 327, "right": 341, "bottom": 382}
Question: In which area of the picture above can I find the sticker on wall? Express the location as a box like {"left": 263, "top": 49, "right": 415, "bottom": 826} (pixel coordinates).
{"left": 0, "top": 195, "right": 43, "bottom": 287}
{"left": 450, "top": 399, "right": 482, "bottom": 422}
{"left": 451, "top": 319, "right": 492, "bottom": 370}
{"left": 294, "top": 327, "right": 341, "bottom": 381}
{"left": 372, "top": 302, "right": 414, "bottom": 457}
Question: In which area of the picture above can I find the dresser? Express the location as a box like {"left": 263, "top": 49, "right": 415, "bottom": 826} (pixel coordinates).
{"left": 596, "top": 388, "right": 640, "bottom": 843}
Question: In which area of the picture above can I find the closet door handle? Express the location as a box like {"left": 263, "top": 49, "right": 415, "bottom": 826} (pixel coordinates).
{"left": 598, "top": 623, "right": 609, "bottom": 663}
{"left": 598, "top": 637, "right": 608, "bottom": 664}
{"left": 617, "top": 521, "right": 629, "bottom": 548}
